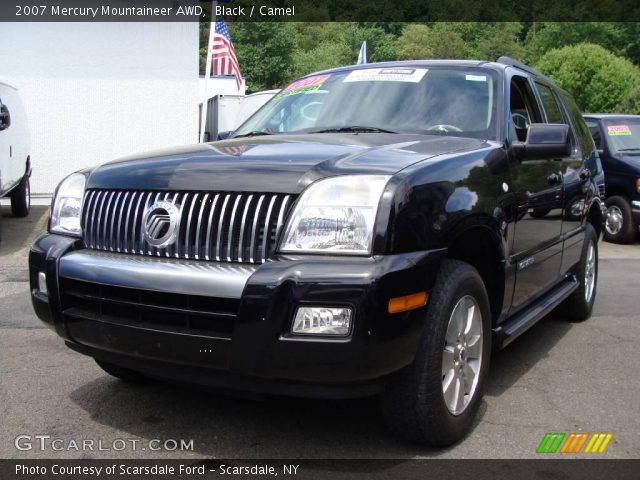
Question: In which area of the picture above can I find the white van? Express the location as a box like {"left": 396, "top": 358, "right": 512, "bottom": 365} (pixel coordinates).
{"left": 0, "top": 82, "right": 31, "bottom": 239}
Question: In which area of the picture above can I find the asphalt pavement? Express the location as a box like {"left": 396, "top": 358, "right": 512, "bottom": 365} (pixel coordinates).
{"left": 1, "top": 206, "right": 639, "bottom": 459}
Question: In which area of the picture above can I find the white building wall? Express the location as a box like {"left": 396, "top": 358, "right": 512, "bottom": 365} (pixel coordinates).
{"left": 0, "top": 22, "right": 200, "bottom": 195}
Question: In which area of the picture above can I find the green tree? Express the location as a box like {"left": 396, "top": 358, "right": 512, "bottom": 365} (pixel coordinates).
{"left": 292, "top": 22, "right": 347, "bottom": 51}
{"left": 230, "top": 22, "right": 298, "bottom": 92}
{"left": 471, "top": 23, "right": 524, "bottom": 61}
{"left": 395, "top": 24, "right": 433, "bottom": 60}
{"left": 395, "top": 22, "right": 524, "bottom": 61}
{"left": 291, "top": 41, "right": 352, "bottom": 79}
{"left": 535, "top": 43, "right": 640, "bottom": 113}
{"left": 616, "top": 88, "right": 640, "bottom": 114}
{"left": 396, "top": 24, "right": 465, "bottom": 60}
{"left": 291, "top": 22, "right": 396, "bottom": 78}
{"left": 524, "top": 22, "right": 626, "bottom": 64}
{"left": 436, "top": 22, "right": 524, "bottom": 61}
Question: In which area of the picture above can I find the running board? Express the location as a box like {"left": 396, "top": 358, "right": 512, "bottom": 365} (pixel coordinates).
{"left": 493, "top": 277, "right": 579, "bottom": 349}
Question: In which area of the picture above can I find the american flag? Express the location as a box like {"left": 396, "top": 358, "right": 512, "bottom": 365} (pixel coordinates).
{"left": 211, "top": 18, "right": 242, "bottom": 89}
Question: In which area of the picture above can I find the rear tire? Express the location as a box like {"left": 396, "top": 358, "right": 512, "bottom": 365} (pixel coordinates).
{"left": 559, "top": 223, "right": 598, "bottom": 322}
{"left": 95, "top": 359, "right": 150, "bottom": 384}
{"left": 10, "top": 174, "right": 30, "bottom": 218}
{"left": 604, "top": 196, "right": 636, "bottom": 244}
{"left": 380, "top": 259, "right": 491, "bottom": 446}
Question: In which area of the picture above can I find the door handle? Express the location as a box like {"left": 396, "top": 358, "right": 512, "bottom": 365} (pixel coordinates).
{"left": 547, "top": 173, "right": 562, "bottom": 186}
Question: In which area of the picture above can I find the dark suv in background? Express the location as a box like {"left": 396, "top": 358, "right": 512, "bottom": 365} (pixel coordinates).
{"left": 585, "top": 114, "right": 640, "bottom": 243}
{"left": 30, "top": 57, "right": 603, "bottom": 446}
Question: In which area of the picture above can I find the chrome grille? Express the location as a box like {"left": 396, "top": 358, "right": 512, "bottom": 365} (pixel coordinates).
{"left": 81, "top": 190, "right": 293, "bottom": 264}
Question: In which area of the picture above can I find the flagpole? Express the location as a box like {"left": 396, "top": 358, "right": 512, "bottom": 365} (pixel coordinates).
{"left": 199, "top": 1, "right": 217, "bottom": 143}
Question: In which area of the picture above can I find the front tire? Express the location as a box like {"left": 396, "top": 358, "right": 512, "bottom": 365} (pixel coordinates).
{"left": 380, "top": 259, "right": 491, "bottom": 446}
{"left": 10, "top": 174, "right": 30, "bottom": 218}
{"left": 604, "top": 196, "right": 636, "bottom": 244}
{"left": 559, "top": 223, "right": 598, "bottom": 322}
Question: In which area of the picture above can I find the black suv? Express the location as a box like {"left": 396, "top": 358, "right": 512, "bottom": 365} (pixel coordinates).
{"left": 584, "top": 114, "right": 640, "bottom": 243}
{"left": 30, "top": 58, "right": 603, "bottom": 446}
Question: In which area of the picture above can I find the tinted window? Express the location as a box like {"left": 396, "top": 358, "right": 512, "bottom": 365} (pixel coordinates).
{"left": 558, "top": 91, "right": 594, "bottom": 156}
{"left": 602, "top": 118, "right": 640, "bottom": 153}
{"left": 509, "top": 76, "right": 542, "bottom": 142}
{"left": 585, "top": 120, "right": 604, "bottom": 150}
{"left": 536, "top": 82, "right": 564, "bottom": 123}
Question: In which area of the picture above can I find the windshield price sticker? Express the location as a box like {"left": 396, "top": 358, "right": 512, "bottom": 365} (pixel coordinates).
{"left": 607, "top": 125, "right": 632, "bottom": 136}
{"left": 344, "top": 68, "right": 428, "bottom": 83}
{"left": 465, "top": 74, "right": 487, "bottom": 82}
{"left": 276, "top": 74, "right": 331, "bottom": 98}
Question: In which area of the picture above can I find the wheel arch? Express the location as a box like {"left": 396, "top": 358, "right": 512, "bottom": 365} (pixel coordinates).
{"left": 445, "top": 221, "right": 506, "bottom": 325}
{"left": 587, "top": 197, "right": 604, "bottom": 240}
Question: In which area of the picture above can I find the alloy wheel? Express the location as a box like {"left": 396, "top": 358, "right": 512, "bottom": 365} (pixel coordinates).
{"left": 605, "top": 206, "right": 623, "bottom": 236}
{"left": 584, "top": 241, "right": 596, "bottom": 303}
{"left": 442, "top": 295, "right": 483, "bottom": 415}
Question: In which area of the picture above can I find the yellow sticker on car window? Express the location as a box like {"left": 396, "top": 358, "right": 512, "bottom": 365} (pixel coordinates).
{"left": 276, "top": 74, "right": 331, "bottom": 98}
{"left": 607, "top": 125, "right": 632, "bottom": 136}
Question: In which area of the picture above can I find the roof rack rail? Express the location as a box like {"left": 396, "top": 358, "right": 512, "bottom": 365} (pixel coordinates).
{"left": 496, "top": 56, "right": 554, "bottom": 84}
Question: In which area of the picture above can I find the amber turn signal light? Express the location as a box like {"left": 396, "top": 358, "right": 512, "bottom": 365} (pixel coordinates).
{"left": 388, "top": 292, "right": 428, "bottom": 314}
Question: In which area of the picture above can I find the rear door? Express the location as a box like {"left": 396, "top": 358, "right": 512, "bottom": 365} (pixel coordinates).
{"left": 554, "top": 91, "right": 595, "bottom": 272}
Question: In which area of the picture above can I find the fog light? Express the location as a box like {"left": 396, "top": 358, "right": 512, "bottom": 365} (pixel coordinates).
{"left": 292, "top": 307, "right": 353, "bottom": 336}
{"left": 38, "top": 272, "right": 48, "bottom": 296}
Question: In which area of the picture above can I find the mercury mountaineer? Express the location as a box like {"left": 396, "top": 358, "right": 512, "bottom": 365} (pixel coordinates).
{"left": 30, "top": 58, "right": 603, "bottom": 446}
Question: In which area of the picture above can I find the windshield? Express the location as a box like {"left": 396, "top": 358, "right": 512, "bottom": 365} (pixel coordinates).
{"left": 603, "top": 119, "right": 640, "bottom": 154}
{"left": 234, "top": 66, "right": 500, "bottom": 140}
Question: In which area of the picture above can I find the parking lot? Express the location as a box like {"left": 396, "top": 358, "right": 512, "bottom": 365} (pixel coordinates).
{"left": 1, "top": 206, "right": 639, "bottom": 459}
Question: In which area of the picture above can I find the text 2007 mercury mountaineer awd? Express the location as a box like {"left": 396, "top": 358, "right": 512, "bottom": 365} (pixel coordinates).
{"left": 30, "top": 59, "right": 603, "bottom": 446}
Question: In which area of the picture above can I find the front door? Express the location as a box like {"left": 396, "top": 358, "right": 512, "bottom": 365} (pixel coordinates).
{"left": 507, "top": 75, "right": 564, "bottom": 313}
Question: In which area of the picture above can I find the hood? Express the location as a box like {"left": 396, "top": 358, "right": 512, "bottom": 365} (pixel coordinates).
{"left": 619, "top": 154, "right": 640, "bottom": 172}
{"left": 87, "top": 133, "right": 488, "bottom": 193}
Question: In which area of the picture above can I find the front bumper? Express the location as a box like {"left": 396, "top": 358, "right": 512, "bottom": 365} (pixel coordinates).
{"left": 29, "top": 234, "right": 445, "bottom": 398}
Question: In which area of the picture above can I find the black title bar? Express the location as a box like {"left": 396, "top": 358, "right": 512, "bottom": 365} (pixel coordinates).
{"left": 2, "top": 0, "right": 640, "bottom": 22}
{"left": 2, "top": 459, "right": 640, "bottom": 480}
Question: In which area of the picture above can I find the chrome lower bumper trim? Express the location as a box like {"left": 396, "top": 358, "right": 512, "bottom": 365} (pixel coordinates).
{"left": 59, "top": 250, "right": 256, "bottom": 298}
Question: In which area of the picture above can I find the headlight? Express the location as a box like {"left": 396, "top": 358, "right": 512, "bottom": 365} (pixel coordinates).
{"left": 50, "top": 173, "right": 86, "bottom": 237}
{"left": 280, "top": 175, "right": 390, "bottom": 254}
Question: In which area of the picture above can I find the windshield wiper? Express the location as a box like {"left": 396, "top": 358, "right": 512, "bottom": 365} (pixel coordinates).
{"left": 233, "top": 130, "right": 273, "bottom": 138}
{"left": 310, "top": 126, "right": 399, "bottom": 134}
{"left": 617, "top": 148, "right": 640, "bottom": 152}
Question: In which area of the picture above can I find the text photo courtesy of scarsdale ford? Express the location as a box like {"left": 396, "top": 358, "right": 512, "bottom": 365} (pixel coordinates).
{"left": 1, "top": 0, "right": 640, "bottom": 479}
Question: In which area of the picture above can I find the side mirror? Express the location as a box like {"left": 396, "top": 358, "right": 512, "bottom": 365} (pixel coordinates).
{"left": 512, "top": 123, "right": 571, "bottom": 161}
{"left": 0, "top": 104, "right": 10, "bottom": 131}
{"left": 216, "top": 130, "right": 232, "bottom": 141}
